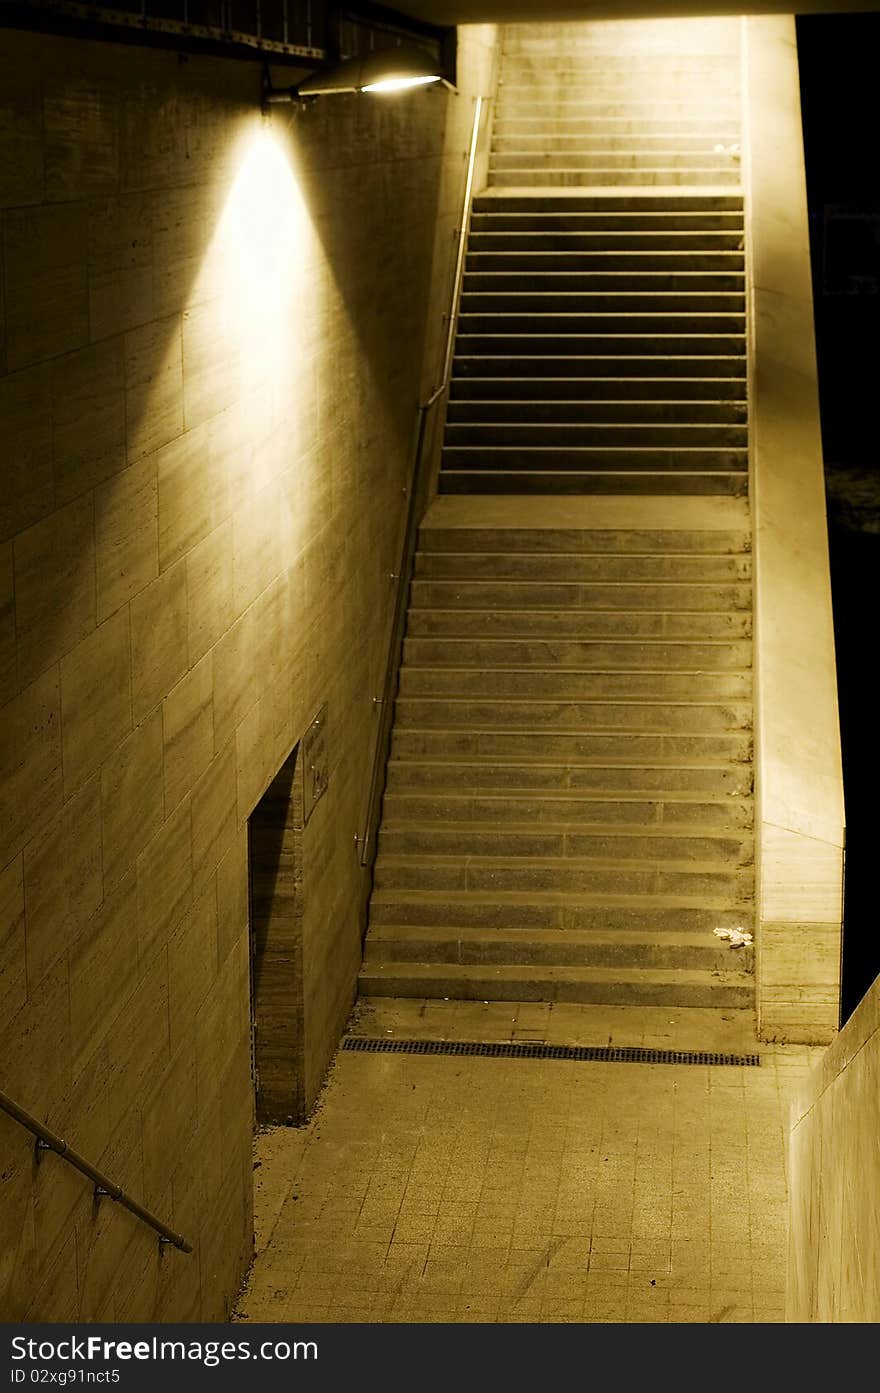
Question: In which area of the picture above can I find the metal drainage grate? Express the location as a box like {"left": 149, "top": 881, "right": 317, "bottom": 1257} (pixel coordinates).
{"left": 343, "top": 1037, "right": 761, "bottom": 1067}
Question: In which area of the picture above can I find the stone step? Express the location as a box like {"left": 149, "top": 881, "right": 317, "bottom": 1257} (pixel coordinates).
{"left": 489, "top": 117, "right": 741, "bottom": 131}
{"left": 498, "top": 66, "right": 738, "bottom": 80}
{"left": 489, "top": 153, "right": 741, "bottom": 175}
{"left": 471, "top": 207, "right": 743, "bottom": 226}
{"left": 445, "top": 401, "right": 751, "bottom": 426}
{"left": 488, "top": 171, "right": 742, "bottom": 188}
{"left": 459, "top": 293, "right": 746, "bottom": 315}
{"left": 444, "top": 421, "right": 746, "bottom": 446}
{"left": 495, "top": 96, "right": 739, "bottom": 115}
{"left": 439, "top": 445, "right": 748, "bottom": 468}
{"left": 498, "top": 52, "right": 739, "bottom": 68}
{"left": 492, "top": 117, "right": 739, "bottom": 137}
{"left": 438, "top": 449, "right": 748, "bottom": 475}
{"left": 498, "top": 63, "right": 739, "bottom": 83}
{"left": 369, "top": 887, "right": 753, "bottom": 930}
{"left": 463, "top": 267, "right": 744, "bottom": 292}
{"left": 378, "top": 822, "right": 752, "bottom": 864}
{"left": 490, "top": 121, "right": 741, "bottom": 141}
{"left": 385, "top": 760, "right": 752, "bottom": 797}
{"left": 492, "top": 117, "right": 740, "bottom": 133}
{"left": 501, "top": 30, "right": 737, "bottom": 50}
{"left": 472, "top": 193, "right": 743, "bottom": 212}
{"left": 417, "top": 527, "right": 751, "bottom": 555}
{"left": 406, "top": 608, "right": 751, "bottom": 640}
{"left": 364, "top": 925, "right": 752, "bottom": 972}
{"left": 390, "top": 727, "right": 752, "bottom": 763}
{"left": 467, "top": 229, "right": 740, "bottom": 252}
{"left": 382, "top": 790, "right": 754, "bottom": 829}
{"left": 373, "top": 853, "right": 754, "bottom": 899}
{"left": 465, "top": 246, "right": 745, "bottom": 270}
{"left": 494, "top": 96, "right": 740, "bottom": 116}
{"left": 446, "top": 397, "right": 747, "bottom": 423}
{"left": 413, "top": 550, "right": 751, "bottom": 581}
{"left": 437, "top": 472, "right": 748, "bottom": 498}
{"left": 499, "top": 40, "right": 739, "bottom": 60}
{"left": 402, "top": 634, "right": 752, "bottom": 669}
{"left": 454, "top": 356, "right": 746, "bottom": 382}
{"left": 455, "top": 332, "right": 746, "bottom": 356}
{"left": 393, "top": 695, "right": 751, "bottom": 731}
{"left": 439, "top": 451, "right": 748, "bottom": 477}
{"left": 499, "top": 63, "right": 739, "bottom": 78}
{"left": 398, "top": 665, "right": 752, "bottom": 699}
{"left": 457, "top": 314, "right": 745, "bottom": 338}
{"left": 489, "top": 137, "right": 740, "bottom": 156}
{"left": 499, "top": 48, "right": 738, "bottom": 65}
{"left": 409, "top": 578, "right": 751, "bottom": 609}
{"left": 450, "top": 373, "right": 746, "bottom": 398}
{"left": 357, "top": 960, "right": 753, "bottom": 1007}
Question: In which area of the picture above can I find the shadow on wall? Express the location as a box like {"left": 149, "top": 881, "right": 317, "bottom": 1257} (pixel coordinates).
{"left": 0, "top": 24, "right": 454, "bottom": 1322}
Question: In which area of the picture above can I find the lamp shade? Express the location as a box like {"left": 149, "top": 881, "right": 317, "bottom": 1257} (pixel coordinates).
{"left": 297, "top": 46, "right": 442, "bottom": 97}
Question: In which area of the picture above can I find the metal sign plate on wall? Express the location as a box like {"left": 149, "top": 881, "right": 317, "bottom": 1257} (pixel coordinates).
{"left": 302, "top": 703, "right": 329, "bottom": 825}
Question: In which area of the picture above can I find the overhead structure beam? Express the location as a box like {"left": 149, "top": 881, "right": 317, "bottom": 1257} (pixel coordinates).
{"left": 391, "top": 1, "right": 880, "bottom": 27}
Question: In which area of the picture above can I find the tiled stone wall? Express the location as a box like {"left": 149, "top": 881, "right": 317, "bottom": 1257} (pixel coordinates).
{"left": 743, "top": 16, "right": 845, "bottom": 1043}
{"left": 0, "top": 24, "right": 498, "bottom": 1319}
{"left": 787, "top": 970, "right": 880, "bottom": 1321}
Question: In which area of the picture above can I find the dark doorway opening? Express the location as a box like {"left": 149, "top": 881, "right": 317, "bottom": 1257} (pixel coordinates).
{"left": 248, "top": 745, "right": 306, "bottom": 1125}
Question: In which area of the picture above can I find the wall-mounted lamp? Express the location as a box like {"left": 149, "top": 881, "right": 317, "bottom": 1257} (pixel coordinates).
{"left": 263, "top": 46, "right": 446, "bottom": 105}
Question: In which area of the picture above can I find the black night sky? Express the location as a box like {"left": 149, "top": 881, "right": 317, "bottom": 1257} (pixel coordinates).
{"left": 797, "top": 11, "right": 880, "bottom": 1021}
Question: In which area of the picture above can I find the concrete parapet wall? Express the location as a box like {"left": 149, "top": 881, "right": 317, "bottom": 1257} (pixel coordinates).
{"left": 787, "top": 970, "right": 880, "bottom": 1320}
{"left": 743, "top": 15, "right": 845, "bottom": 1044}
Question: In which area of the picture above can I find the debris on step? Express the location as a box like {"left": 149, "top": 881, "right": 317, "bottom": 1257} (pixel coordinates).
{"left": 713, "top": 926, "right": 754, "bottom": 948}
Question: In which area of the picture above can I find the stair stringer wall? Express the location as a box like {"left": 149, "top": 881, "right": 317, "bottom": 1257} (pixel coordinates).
{"left": 743, "top": 15, "right": 845, "bottom": 1044}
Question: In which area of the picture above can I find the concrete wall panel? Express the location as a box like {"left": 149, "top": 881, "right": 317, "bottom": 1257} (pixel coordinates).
{"left": 0, "top": 24, "right": 499, "bottom": 1320}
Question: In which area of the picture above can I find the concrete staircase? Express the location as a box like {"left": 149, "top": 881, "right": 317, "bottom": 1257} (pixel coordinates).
{"left": 360, "top": 18, "right": 754, "bottom": 1010}
{"left": 442, "top": 191, "right": 747, "bottom": 496}
{"left": 490, "top": 18, "right": 742, "bottom": 189}
{"left": 360, "top": 499, "right": 755, "bottom": 1008}
{"left": 441, "top": 17, "right": 745, "bottom": 498}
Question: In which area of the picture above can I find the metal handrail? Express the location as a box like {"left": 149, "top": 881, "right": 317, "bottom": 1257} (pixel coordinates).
{"left": 356, "top": 94, "right": 485, "bottom": 874}
{"left": 0, "top": 1087, "right": 192, "bottom": 1253}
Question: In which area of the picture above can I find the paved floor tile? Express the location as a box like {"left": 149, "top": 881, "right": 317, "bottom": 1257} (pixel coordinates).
{"left": 234, "top": 1000, "right": 821, "bottom": 1324}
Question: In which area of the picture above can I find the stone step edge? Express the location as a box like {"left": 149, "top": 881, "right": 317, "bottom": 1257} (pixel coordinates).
{"left": 407, "top": 607, "right": 751, "bottom": 617}
{"left": 370, "top": 887, "right": 754, "bottom": 905}
{"left": 400, "top": 661, "right": 753, "bottom": 671}
{"left": 411, "top": 571, "right": 752, "bottom": 580}
{"left": 388, "top": 755, "right": 751, "bottom": 768}
{"left": 444, "top": 414, "right": 748, "bottom": 422}
{"left": 366, "top": 924, "right": 750, "bottom": 940}
{"left": 386, "top": 786, "right": 752, "bottom": 802}
{"left": 412, "top": 548, "right": 751, "bottom": 559}
{"left": 379, "top": 817, "right": 752, "bottom": 836}
{"left": 375, "top": 853, "right": 754, "bottom": 873}
{"left": 395, "top": 694, "right": 753, "bottom": 705}
{"left": 357, "top": 962, "right": 753, "bottom": 986}
{"left": 364, "top": 926, "right": 753, "bottom": 952}
{"left": 395, "top": 732, "right": 753, "bottom": 745}
{"left": 404, "top": 636, "right": 751, "bottom": 646}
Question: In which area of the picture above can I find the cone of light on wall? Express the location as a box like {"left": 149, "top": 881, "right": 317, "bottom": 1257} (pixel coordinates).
{"left": 264, "top": 47, "right": 444, "bottom": 104}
